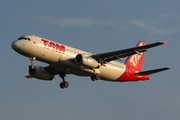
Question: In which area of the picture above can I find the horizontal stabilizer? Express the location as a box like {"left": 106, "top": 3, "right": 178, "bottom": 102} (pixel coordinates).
{"left": 136, "top": 67, "right": 170, "bottom": 76}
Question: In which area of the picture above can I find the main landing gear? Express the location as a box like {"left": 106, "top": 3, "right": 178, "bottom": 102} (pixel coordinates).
{"left": 59, "top": 73, "right": 69, "bottom": 89}
{"left": 91, "top": 74, "right": 100, "bottom": 81}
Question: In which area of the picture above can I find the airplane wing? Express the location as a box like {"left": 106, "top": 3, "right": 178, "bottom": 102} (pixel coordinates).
{"left": 44, "top": 65, "right": 71, "bottom": 76}
{"left": 25, "top": 65, "right": 60, "bottom": 77}
{"left": 44, "top": 66, "right": 61, "bottom": 75}
{"left": 135, "top": 67, "right": 170, "bottom": 75}
{"left": 25, "top": 65, "right": 66, "bottom": 81}
{"left": 91, "top": 41, "right": 167, "bottom": 63}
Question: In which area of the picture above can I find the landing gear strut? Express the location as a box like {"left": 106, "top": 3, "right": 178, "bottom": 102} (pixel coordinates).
{"left": 29, "top": 57, "right": 36, "bottom": 69}
{"left": 59, "top": 73, "right": 69, "bottom": 89}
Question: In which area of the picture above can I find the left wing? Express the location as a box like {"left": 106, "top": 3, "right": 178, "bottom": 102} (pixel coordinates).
{"left": 44, "top": 66, "right": 62, "bottom": 75}
{"left": 25, "top": 65, "right": 66, "bottom": 81}
{"left": 91, "top": 41, "right": 167, "bottom": 64}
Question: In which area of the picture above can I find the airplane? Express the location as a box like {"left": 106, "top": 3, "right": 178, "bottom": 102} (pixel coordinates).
{"left": 11, "top": 35, "right": 170, "bottom": 89}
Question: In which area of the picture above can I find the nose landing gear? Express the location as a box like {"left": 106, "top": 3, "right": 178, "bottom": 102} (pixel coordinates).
{"left": 29, "top": 57, "right": 36, "bottom": 69}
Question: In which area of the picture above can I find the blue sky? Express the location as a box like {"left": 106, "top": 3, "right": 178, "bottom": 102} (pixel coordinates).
{"left": 1, "top": 0, "right": 180, "bottom": 120}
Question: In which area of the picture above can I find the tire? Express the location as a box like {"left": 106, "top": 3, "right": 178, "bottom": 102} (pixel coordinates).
{"left": 60, "top": 82, "right": 65, "bottom": 89}
{"left": 64, "top": 81, "right": 69, "bottom": 88}
{"left": 95, "top": 74, "right": 100, "bottom": 80}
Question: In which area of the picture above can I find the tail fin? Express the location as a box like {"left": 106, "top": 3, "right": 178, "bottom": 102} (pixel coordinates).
{"left": 125, "top": 41, "right": 146, "bottom": 71}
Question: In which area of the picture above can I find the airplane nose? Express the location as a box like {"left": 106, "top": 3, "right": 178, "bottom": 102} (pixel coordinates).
{"left": 11, "top": 40, "right": 19, "bottom": 51}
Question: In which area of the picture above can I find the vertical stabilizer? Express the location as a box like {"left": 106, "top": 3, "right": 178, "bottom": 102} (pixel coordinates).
{"left": 125, "top": 41, "right": 146, "bottom": 71}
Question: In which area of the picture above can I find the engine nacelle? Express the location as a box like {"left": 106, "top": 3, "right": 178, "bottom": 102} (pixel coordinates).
{"left": 29, "top": 66, "right": 54, "bottom": 80}
{"left": 75, "top": 54, "right": 100, "bottom": 68}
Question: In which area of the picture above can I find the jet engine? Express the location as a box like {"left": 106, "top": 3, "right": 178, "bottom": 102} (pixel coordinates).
{"left": 75, "top": 54, "right": 100, "bottom": 68}
{"left": 29, "top": 66, "right": 54, "bottom": 80}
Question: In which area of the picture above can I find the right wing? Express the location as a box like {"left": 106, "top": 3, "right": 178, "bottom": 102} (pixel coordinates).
{"left": 91, "top": 41, "right": 167, "bottom": 64}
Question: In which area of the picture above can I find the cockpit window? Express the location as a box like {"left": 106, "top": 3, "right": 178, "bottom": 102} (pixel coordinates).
{"left": 18, "top": 37, "right": 24, "bottom": 40}
{"left": 18, "top": 37, "right": 31, "bottom": 41}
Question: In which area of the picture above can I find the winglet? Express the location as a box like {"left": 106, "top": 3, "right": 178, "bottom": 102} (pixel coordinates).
{"left": 163, "top": 41, "right": 167, "bottom": 46}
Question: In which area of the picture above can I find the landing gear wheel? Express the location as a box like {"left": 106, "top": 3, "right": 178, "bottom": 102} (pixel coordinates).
{"left": 29, "top": 65, "right": 34, "bottom": 70}
{"left": 95, "top": 74, "right": 100, "bottom": 80}
{"left": 60, "top": 82, "right": 65, "bottom": 89}
{"left": 91, "top": 75, "right": 96, "bottom": 81}
{"left": 64, "top": 81, "right": 69, "bottom": 88}
{"left": 91, "top": 74, "right": 100, "bottom": 81}
{"left": 59, "top": 81, "right": 69, "bottom": 89}
{"left": 29, "top": 57, "right": 36, "bottom": 69}
{"left": 59, "top": 73, "right": 69, "bottom": 89}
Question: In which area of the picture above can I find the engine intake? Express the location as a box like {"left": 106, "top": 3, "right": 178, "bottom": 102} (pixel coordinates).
{"left": 29, "top": 66, "right": 54, "bottom": 80}
{"left": 75, "top": 54, "right": 100, "bottom": 68}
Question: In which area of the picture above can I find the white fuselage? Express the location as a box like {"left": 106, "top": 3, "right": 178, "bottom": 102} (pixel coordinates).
{"left": 11, "top": 35, "right": 127, "bottom": 81}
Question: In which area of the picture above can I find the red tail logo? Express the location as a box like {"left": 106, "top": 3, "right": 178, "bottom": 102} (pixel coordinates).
{"left": 125, "top": 41, "right": 146, "bottom": 71}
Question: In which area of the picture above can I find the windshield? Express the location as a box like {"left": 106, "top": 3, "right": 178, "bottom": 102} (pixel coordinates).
{"left": 18, "top": 36, "right": 31, "bottom": 41}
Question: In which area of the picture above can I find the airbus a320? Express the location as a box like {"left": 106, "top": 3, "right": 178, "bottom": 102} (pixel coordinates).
{"left": 11, "top": 35, "right": 170, "bottom": 89}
